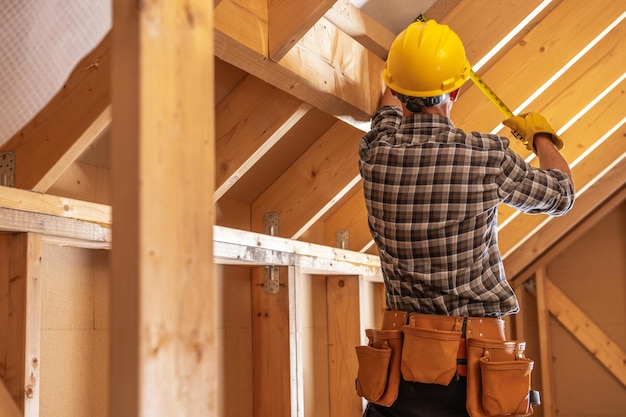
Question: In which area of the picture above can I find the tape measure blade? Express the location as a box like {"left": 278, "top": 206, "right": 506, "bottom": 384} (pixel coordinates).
{"left": 468, "top": 70, "right": 514, "bottom": 118}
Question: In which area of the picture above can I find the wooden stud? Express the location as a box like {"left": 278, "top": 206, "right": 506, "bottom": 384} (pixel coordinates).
{"left": 0, "top": 233, "right": 42, "bottom": 416}
{"left": 535, "top": 268, "right": 554, "bottom": 417}
{"left": 251, "top": 266, "right": 292, "bottom": 417}
{"left": 326, "top": 275, "right": 362, "bottom": 417}
{"left": 110, "top": 1, "right": 216, "bottom": 416}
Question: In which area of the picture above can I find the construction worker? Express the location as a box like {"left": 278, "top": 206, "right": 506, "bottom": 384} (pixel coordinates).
{"left": 357, "top": 19, "right": 575, "bottom": 417}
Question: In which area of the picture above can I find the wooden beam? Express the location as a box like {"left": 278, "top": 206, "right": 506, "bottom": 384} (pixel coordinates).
{"left": 215, "top": 75, "right": 310, "bottom": 200}
{"left": 1, "top": 34, "right": 111, "bottom": 191}
{"left": 268, "top": 0, "right": 337, "bottom": 61}
{"left": 34, "top": 107, "right": 111, "bottom": 193}
{"left": 0, "top": 233, "right": 42, "bottom": 416}
{"left": 213, "top": 225, "right": 382, "bottom": 277}
{"left": 110, "top": 1, "right": 216, "bottom": 417}
{"left": 214, "top": 1, "right": 383, "bottom": 126}
{"left": 250, "top": 121, "right": 362, "bottom": 238}
{"left": 251, "top": 266, "right": 292, "bottom": 417}
{"left": 0, "top": 185, "right": 111, "bottom": 226}
{"left": 499, "top": 91, "right": 626, "bottom": 256}
{"left": 0, "top": 207, "right": 110, "bottom": 248}
{"left": 441, "top": 0, "right": 555, "bottom": 69}
{"left": 534, "top": 269, "right": 555, "bottom": 417}
{"left": 545, "top": 277, "right": 626, "bottom": 386}
{"left": 453, "top": 1, "right": 625, "bottom": 134}
{"left": 326, "top": 275, "right": 362, "bottom": 417}
{"left": 324, "top": 0, "right": 395, "bottom": 60}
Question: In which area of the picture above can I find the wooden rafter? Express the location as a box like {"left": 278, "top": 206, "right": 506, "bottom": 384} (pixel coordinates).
{"left": 267, "top": 0, "right": 337, "bottom": 61}
{"left": 250, "top": 120, "right": 362, "bottom": 238}
{"left": 214, "top": 0, "right": 383, "bottom": 126}
{"left": 215, "top": 75, "right": 311, "bottom": 201}
{"left": 0, "top": 35, "right": 111, "bottom": 192}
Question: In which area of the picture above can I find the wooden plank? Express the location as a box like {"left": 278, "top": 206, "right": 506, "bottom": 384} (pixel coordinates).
{"left": 279, "top": 17, "right": 383, "bottom": 123}
{"left": 213, "top": 225, "right": 382, "bottom": 277}
{"left": 110, "top": 1, "right": 216, "bottom": 417}
{"left": 545, "top": 278, "right": 626, "bottom": 386}
{"left": 441, "top": 0, "right": 553, "bottom": 68}
{"left": 324, "top": 0, "right": 395, "bottom": 59}
{"left": 535, "top": 268, "right": 555, "bottom": 417}
{"left": 251, "top": 121, "right": 362, "bottom": 238}
{"left": 495, "top": 23, "right": 626, "bottom": 223}
{"left": 251, "top": 267, "right": 291, "bottom": 417}
{"left": 268, "top": 0, "right": 337, "bottom": 61}
{"left": 215, "top": 75, "right": 310, "bottom": 199}
{"left": 326, "top": 275, "right": 362, "bottom": 417}
{"left": 0, "top": 185, "right": 111, "bottom": 226}
{"left": 0, "top": 34, "right": 111, "bottom": 191}
{"left": 0, "top": 206, "right": 110, "bottom": 249}
{"left": 452, "top": 1, "right": 626, "bottom": 134}
{"left": 32, "top": 107, "right": 111, "bottom": 193}
{"left": 214, "top": 1, "right": 382, "bottom": 125}
{"left": 0, "top": 233, "right": 42, "bottom": 416}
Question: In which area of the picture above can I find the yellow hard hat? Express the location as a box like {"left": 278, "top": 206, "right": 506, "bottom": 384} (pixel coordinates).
{"left": 383, "top": 20, "right": 470, "bottom": 97}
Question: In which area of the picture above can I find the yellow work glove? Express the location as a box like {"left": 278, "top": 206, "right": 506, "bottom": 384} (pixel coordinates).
{"left": 503, "top": 112, "right": 564, "bottom": 152}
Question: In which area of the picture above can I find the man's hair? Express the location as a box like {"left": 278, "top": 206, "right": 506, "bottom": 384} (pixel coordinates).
{"left": 395, "top": 92, "right": 447, "bottom": 113}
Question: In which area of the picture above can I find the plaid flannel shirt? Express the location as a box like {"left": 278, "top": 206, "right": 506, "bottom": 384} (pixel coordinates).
{"left": 359, "top": 106, "right": 575, "bottom": 316}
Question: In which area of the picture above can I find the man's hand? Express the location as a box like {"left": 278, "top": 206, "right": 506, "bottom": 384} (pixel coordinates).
{"left": 503, "top": 112, "right": 564, "bottom": 152}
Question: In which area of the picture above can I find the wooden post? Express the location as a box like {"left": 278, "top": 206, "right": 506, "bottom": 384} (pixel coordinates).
{"left": 535, "top": 268, "right": 554, "bottom": 417}
{"left": 0, "top": 233, "right": 42, "bottom": 417}
{"left": 251, "top": 266, "right": 292, "bottom": 417}
{"left": 110, "top": 1, "right": 216, "bottom": 416}
{"left": 327, "top": 275, "right": 362, "bottom": 417}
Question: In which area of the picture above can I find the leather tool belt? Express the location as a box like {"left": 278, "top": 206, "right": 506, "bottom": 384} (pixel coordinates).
{"left": 355, "top": 310, "right": 540, "bottom": 416}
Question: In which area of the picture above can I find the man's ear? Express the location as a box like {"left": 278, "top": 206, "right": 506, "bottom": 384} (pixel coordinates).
{"left": 449, "top": 88, "right": 460, "bottom": 102}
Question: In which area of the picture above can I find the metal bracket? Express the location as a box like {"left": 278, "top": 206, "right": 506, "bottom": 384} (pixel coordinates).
{"left": 336, "top": 229, "right": 349, "bottom": 249}
{"left": 0, "top": 151, "right": 15, "bottom": 187}
{"left": 264, "top": 212, "right": 280, "bottom": 294}
{"left": 264, "top": 212, "right": 279, "bottom": 236}
{"left": 264, "top": 266, "right": 280, "bottom": 295}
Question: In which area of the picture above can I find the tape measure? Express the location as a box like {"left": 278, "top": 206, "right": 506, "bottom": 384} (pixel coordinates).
{"left": 413, "top": 15, "right": 528, "bottom": 147}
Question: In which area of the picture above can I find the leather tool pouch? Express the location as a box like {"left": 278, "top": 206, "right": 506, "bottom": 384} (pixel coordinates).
{"left": 355, "top": 329, "right": 403, "bottom": 406}
{"left": 400, "top": 325, "right": 461, "bottom": 385}
{"left": 467, "top": 338, "right": 536, "bottom": 417}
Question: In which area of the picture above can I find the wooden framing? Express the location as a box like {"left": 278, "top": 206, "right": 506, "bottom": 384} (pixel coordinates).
{"left": 0, "top": 1, "right": 625, "bottom": 416}
{"left": 109, "top": 1, "right": 216, "bottom": 416}
{"left": 0, "top": 36, "right": 111, "bottom": 192}
{"left": 0, "top": 233, "right": 42, "bottom": 416}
